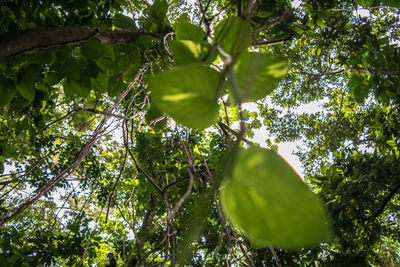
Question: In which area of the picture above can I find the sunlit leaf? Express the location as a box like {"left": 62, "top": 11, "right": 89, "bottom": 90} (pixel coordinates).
{"left": 169, "top": 40, "right": 216, "bottom": 65}
{"left": 234, "top": 52, "right": 288, "bottom": 102}
{"left": 174, "top": 21, "right": 205, "bottom": 42}
{"left": 215, "top": 17, "right": 252, "bottom": 55}
{"left": 221, "top": 146, "right": 331, "bottom": 248}
{"left": 148, "top": 64, "right": 220, "bottom": 129}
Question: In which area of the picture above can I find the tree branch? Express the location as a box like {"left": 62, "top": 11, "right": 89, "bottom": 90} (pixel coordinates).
{"left": 365, "top": 183, "right": 400, "bottom": 221}
{"left": 251, "top": 37, "right": 292, "bottom": 47}
{"left": 0, "top": 26, "right": 153, "bottom": 61}
{"left": 252, "top": 9, "right": 294, "bottom": 33}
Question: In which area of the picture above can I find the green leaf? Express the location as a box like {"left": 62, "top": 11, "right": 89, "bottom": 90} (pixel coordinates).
{"left": 82, "top": 40, "right": 104, "bottom": 61}
{"left": 234, "top": 52, "right": 288, "bottom": 102}
{"left": 383, "top": 0, "right": 400, "bottom": 8}
{"left": 16, "top": 67, "right": 36, "bottom": 101}
{"left": 62, "top": 57, "right": 81, "bottom": 80}
{"left": 221, "top": 147, "right": 331, "bottom": 248}
{"left": 349, "top": 74, "right": 369, "bottom": 103}
{"left": 86, "top": 61, "right": 100, "bottom": 78}
{"left": 113, "top": 14, "right": 136, "bottom": 29}
{"left": 169, "top": 40, "right": 216, "bottom": 65}
{"left": 136, "top": 35, "right": 158, "bottom": 49}
{"left": 0, "top": 77, "right": 16, "bottom": 107}
{"left": 149, "top": 0, "right": 168, "bottom": 22}
{"left": 45, "top": 71, "right": 63, "bottom": 85}
{"left": 67, "top": 77, "right": 91, "bottom": 97}
{"left": 108, "top": 75, "right": 126, "bottom": 96}
{"left": 215, "top": 17, "right": 252, "bottom": 55}
{"left": 91, "top": 72, "right": 108, "bottom": 93}
{"left": 148, "top": 64, "right": 221, "bottom": 129}
{"left": 174, "top": 21, "right": 205, "bottom": 42}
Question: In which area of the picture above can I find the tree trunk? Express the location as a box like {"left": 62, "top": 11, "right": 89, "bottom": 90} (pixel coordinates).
{"left": 0, "top": 26, "right": 151, "bottom": 61}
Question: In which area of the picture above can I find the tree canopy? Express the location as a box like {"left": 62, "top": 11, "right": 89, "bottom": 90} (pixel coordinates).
{"left": 1, "top": 0, "right": 400, "bottom": 265}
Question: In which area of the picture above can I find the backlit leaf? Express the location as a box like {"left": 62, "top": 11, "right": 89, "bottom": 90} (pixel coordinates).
{"left": 234, "top": 52, "right": 288, "bottom": 102}
{"left": 174, "top": 21, "right": 205, "bottom": 42}
{"left": 221, "top": 146, "right": 331, "bottom": 248}
{"left": 215, "top": 17, "right": 252, "bottom": 55}
{"left": 169, "top": 40, "right": 216, "bottom": 65}
{"left": 148, "top": 64, "right": 220, "bottom": 129}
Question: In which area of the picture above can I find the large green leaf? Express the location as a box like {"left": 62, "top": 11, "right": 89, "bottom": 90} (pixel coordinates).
{"left": 149, "top": 0, "right": 168, "bottom": 22}
{"left": 174, "top": 21, "right": 205, "bottom": 42}
{"left": 221, "top": 147, "right": 331, "bottom": 248}
{"left": 234, "top": 52, "right": 288, "bottom": 102}
{"left": 91, "top": 72, "right": 108, "bottom": 93}
{"left": 81, "top": 40, "right": 104, "bottom": 61}
{"left": 215, "top": 17, "right": 252, "bottom": 55}
{"left": 148, "top": 64, "right": 220, "bottom": 129}
{"left": 16, "top": 65, "right": 40, "bottom": 101}
{"left": 67, "top": 77, "right": 91, "bottom": 97}
{"left": 0, "top": 77, "right": 16, "bottom": 107}
{"left": 169, "top": 40, "right": 216, "bottom": 65}
{"left": 112, "top": 14, "right": 136, "bottom": 29}
{"left": 62, "top": 57, "right": 81, "bottom": 80}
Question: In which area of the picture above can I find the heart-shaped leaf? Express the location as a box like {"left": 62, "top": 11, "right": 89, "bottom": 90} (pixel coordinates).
{"left": 221, "top": 146, "right": 331, "bottom": 248}
{"left": 148, "top": 64, "right": 220, "bottom": 129}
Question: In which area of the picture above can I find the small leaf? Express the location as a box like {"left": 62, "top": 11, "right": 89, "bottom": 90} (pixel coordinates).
{"left": 221, "top": 147, "right": 331, "bottom": 248}
{"left": 174, "top": 21, "right": 205, "bottom": 42}
{"left": 82, "top": 40, "right": 104, "bottom": 61}
{"left": 148, "top": 64, "right": 220, "bottom": 129}
{"left": 215, "top": 17, "right": 252, "bottom": 55}
{"left": 386, "top": 140, "right": 397, "bottom": 147}
{"left": 169, "top": 40, "right": 216, "bottom": 65}
{"left": 234, "top": 52, "right": 288, "bottom": 102}
{"left": 113, "top": 14, "right": 136, "bottom": 29}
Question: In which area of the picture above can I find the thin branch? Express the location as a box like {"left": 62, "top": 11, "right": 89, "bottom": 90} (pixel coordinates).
{"left": 76, "top": 108, "right": 139, "bottom": 120}
{"left": 251, "top": 37, "right": 292, "bottom": 47}
{"left": 252, "top": 9, "right": 294, "bottom": 33}
{"left": 126, "top": 148, "right": 163, "bottom": 194}
{"left": 218, "top": 121, "right": 254, "bottom": 146}
{"left": 165, "top": 168, "right": 194, "bottom": 222}
{"left": 365, "top": 183, "right": 400, "bottom": 221}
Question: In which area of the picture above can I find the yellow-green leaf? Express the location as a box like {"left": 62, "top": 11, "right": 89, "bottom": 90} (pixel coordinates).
{"left": 148, "top": 64, "right": 220, "bottom": 129}
{"left": 221, "top": 147, "right": 331, "bottom": 248}
{"left": 234, "top": 52, "right": 288, "bottom": 102}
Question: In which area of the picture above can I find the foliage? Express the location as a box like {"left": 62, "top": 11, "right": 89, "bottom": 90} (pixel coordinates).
{"left": 1, "top": 0, "right": 400, "bottom": 265}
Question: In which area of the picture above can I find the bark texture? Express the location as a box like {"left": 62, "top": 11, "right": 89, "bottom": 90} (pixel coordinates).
{"left": 0, "top": 26, "right": 151, "bottom": 61}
